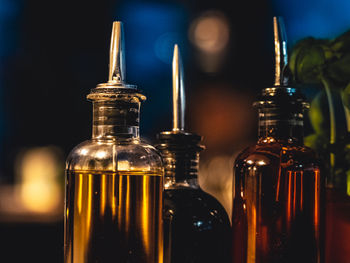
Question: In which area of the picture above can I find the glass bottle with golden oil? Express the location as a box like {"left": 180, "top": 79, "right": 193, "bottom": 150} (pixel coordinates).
{"left": 231, "top": 17, "right": 324, "bottom": 263}
{"left": 64, "top": 22, "right": 164, "bottom": 263}
{"left": 157, "top": 45, "right": 232, "bottom": 263}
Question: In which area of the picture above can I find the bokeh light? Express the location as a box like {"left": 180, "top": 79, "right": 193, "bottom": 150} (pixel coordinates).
{"left": 189, "top": 11, "right": 230, "bottom": 54}
{"left": 15, "top": 146, "right": 63, "bottom": 214}
{"left": 189, "top": 11, "right": 230, "bottom": 72}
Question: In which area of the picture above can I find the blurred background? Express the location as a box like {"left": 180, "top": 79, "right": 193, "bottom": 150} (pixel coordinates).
{"left": 1, "top": 0, "right": 350, "bottom": 262}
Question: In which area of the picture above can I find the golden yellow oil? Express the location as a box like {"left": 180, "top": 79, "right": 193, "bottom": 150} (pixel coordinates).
{"left": 64, "top": 170, "right": 163, "bottom": 263}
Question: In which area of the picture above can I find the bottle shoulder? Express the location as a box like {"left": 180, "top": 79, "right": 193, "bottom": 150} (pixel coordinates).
{"left": 235, "top": 142, "right": 320, "bottom": 170}
{"left": 164, "top": 187, "right": 231, "bottom": 225}
{"left": 66, "top": 139, "right": 163, "bottom": 173}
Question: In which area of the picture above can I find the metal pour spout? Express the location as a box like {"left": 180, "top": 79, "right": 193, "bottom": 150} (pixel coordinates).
{"left": 172, "top": 44, "right": 185, "bottom": 132}
{"left": 108, "top": 21, "right": 126, "bottom": 84}
{"left": 273, "top": 16, "right": 288, "bottom": 86}
{"left": 88, "top": 21, "right": 143, "bottom": 101}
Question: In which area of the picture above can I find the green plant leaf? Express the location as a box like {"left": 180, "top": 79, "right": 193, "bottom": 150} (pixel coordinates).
{"left": 330, "top": 30, "right": 350, "bottom": 53}
{"left": 308, "top": 91, "right": 330, "bottom": 135}
{"left": 289, "top": 38, "right": 326, "bottom": 84}
{"left": 290, "top": 38, "right": 314, "bottom": 81}
{"left": 327, "top": 54, "right": 350, "bottom": 86}
{"left": 341, "top": 82, "right": 350, "bottom": 109}
{"left": 304, "top": 133, "right": 328, "bottom": 151}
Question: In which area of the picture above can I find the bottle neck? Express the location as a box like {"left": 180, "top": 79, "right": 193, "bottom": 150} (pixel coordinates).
{"left": 258, "top": 106, "right": 304, "bottom": 145}
{"left": 156, "top": 132, "right": 203, "bottom": 189}
{"left": 162, "top": 149, "right": 200, "bottom": 188}
{"left": 92, "top": 100, "right": 140, "bottom": 140}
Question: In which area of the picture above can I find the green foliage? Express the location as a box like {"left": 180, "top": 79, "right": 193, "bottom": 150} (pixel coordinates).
{"left": 289, "top": 29, "right": 350, "bottom": 135}
{"left": 304, "top": 133, "right": 328, "bottom": 151}
{"left": 308, "top": 91, "right": 330, "bottom": 135}
{"left": 342, "top": 82, "right": 350, "bottom": 109}
{"left": 290, "top": 30, "right": 350, "bottom": 189}
{"left": 290, "top": 29, "right": 350, "bottom": 106}
{"left": 327, "top": 53, "right": 350, "bottom": 85}
{"left": 289, "top": 38, "right": 327, "bottom": 84}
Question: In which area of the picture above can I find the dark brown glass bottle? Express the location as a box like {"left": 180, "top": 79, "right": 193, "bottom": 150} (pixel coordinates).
{"left": 231, "top": 17, "right": 323, "bottom": 263}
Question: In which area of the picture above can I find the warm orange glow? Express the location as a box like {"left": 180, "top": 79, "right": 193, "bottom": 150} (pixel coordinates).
{"left": 117, "top": 175, "right": 122, "bottom": 223}
{"left": 77, "top": 173, "right": 83, "bottom": 214}
{"left": 247, "top": 203, "right": 256, "bottom": 263}
{"left": 126, "top": 175, "right": 130, "bottom": 231}
{"left": 293, "top": 172, "right": 297, "bottom": 216}
{"left": 100, "top": 174, "right": 106, "bottom": 217}
{"left": 314, "top": 170, "right": 320, "bottom": 237}
{"left": 117, "top": 174, "right": 122, "bottom": 230}
{"left": 67, "top": 171, "right": 163, "bottom": 263}
{"left": 111, "top": 174, "right": 117, "bottom": 219}
{"left": 158, "top": 178, "right": 164, "bottom": 263}
{"left": 261, "top": 226, "right": 269, "bottom": 255}
{"left": 87, "top": 174, "right": 92, "bottom": 234}
{"left": 142, "top": 175, "right": 150, "bottom": 256}
{"left": 246, "top": 171, "right": 257, "bottom": 263}
{"left": 276, "top": 166, "right": 281, "bottom": 201}
{"left": 73, "top": 173, "right": 92, "bottom": 262}
{"left": 16, "top": 147, "right": 62, "bottom": 213}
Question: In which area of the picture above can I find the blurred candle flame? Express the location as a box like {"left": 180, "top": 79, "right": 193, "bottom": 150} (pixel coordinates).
{"left": 16, "top": 146, "right": 62, "bottom": 213}
{"left": 189, "top": 11, "right": 230, "bottom": 72}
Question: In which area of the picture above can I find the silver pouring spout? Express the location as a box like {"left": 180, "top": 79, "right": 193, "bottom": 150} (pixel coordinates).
{"left": 273, "top": 16, "right": 289, "bottom": 87}
{"left": 172, "top": 44, "right": 186, "bottom": 132}
{"left": 108, "top": 21, "right": 126, "bottom": 84}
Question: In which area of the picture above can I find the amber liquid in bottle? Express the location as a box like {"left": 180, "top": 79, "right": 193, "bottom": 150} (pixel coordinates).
{"left": 232, "top": 107, "right": 323, "bottom": 263}
{"left": 64, "top": 21, "right": 164, "bottom": 263}
{"left": 65, "top": 171, "right": 163, "bottom": 263}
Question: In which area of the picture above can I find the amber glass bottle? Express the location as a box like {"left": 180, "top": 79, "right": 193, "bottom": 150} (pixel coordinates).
{"left": 231, "top": 17, "right": 323, "bottom": 263}
{"left": 64, "top": 22, "right": 164, "bottom": 263}
{"left": 157, "top": 45, "right": 231, "bottom": 263}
